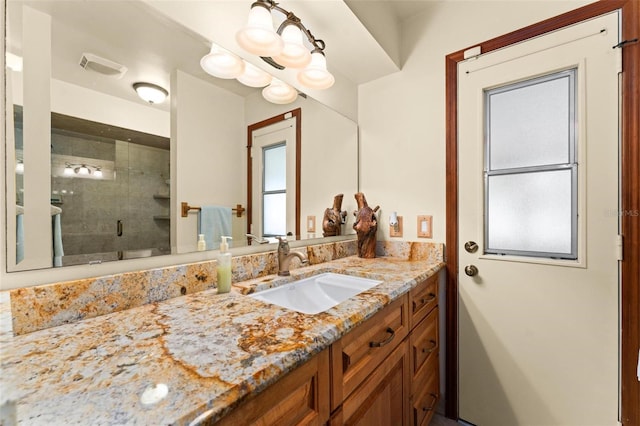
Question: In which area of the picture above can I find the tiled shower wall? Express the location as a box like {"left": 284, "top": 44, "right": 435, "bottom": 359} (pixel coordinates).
{"left": 51, "top": 131, "right": 170, "bottom": 265}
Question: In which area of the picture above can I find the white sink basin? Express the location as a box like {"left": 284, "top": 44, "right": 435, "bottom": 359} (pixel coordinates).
{"left": 249, "top": 273, "right": 383, "bottom": 314}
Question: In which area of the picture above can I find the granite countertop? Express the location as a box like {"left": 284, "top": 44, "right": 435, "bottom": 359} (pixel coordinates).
{"left": 0, "top": 256, "right": 444, "bottom": 425}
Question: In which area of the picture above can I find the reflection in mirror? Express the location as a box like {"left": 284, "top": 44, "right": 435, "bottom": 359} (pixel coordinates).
{"left": 4, "top": 0, "right": 358, "bottom": 273}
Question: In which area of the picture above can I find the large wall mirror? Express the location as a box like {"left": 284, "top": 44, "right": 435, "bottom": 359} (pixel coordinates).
{"left": 4, "top": 0, "right": 358, "bottom": 273}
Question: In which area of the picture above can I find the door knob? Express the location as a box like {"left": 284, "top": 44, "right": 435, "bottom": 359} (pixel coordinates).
{"left": 464, "top": 241, "right": 478, "bottom": 253}
{"left": 464, "top": 265, "right": 478, "bottom": 277}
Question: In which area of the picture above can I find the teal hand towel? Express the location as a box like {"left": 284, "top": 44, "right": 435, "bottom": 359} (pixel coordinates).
{"left": 198, "top": 206, "right": 232, "bottom": 250}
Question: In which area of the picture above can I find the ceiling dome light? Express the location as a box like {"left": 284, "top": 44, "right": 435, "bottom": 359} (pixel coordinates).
{"left": 272, "top": 24, "right": 311, "bottom": 68}
{"left": 297, "top": 50, "right": 335, "bottom": 90}
{"left": 200, "top": 45, "right": 245, "bottom": 79}
{"left": 133, "top": 82, "right": 168, "bottom": 104}
{"left": 236, "top": 2, "right": 283, "bottom": 57}
{"left": 237, "top": 61, "right": 273, "bottom": 87}
{"left": 262, "top": 78, "right": 298, "bottom": 104}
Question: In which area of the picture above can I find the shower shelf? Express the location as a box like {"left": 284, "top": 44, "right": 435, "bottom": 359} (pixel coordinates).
{"left": 153, "top": 194, "right": 170, "bottom": 200}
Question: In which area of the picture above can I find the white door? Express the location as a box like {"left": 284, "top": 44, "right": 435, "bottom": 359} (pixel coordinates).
{"left": 251, "top": 118, "right": 296, "bottom": 239}
{"left": 458, "top": 13, "right": 620, "bottom": 425}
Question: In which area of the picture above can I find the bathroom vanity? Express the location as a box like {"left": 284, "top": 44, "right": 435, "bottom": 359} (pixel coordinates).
{"left": 216, "top": 271, "right": 440, "bottom": 426}
{"left": 0, "top": 242, "right": 444, "bottom": 425}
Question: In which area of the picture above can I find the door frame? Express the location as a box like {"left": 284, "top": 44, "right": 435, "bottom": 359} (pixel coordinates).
{"left": 246, "top": 108, "right": 301, "bottom": 240}
{"left": 445, "top": 1, "right": 640, "bottom": 423}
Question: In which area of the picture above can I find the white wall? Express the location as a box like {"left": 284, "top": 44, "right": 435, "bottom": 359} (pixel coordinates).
{"left": 359, "top": 0, "right": 592, "bottom": 242}
{"left": 244, "top": 92, "right": 359, "bottom": 239}
{"left": 171, "top": 70, "right": 245, "bottom": 253}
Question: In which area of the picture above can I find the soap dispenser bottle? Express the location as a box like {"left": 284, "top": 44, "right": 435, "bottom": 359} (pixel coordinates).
{"left": 217, "top": 236, "right": 232, "bottom": 294}
{"left": 197, "top": 234, "right": 206, "bottom": 251}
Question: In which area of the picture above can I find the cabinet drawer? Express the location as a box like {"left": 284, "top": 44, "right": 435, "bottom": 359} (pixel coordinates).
{"left": 409, "top": 273, "right": 438, "bottom": 328}
{"left": 411, "top": 353, "right": 439, "bottom": 426}
{"left": 215, "top": 349, "right": 330, "bottom": 426}
{"left": 330, "top": 295, "right": 409, "bottom": 411}
{"left": 336, "top": 340, "right": 410, "bottom": 426}
{"left": 410, "top": 306, "right": 439, "bottom": 382}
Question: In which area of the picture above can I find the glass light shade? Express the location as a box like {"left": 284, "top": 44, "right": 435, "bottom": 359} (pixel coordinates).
{"left": 297, "top": 51, "right": 335, "bottom": 90}
{"left": 15, "top": 161, "right": 24, "bottom": 174}
{"left": 133, "top": 83, "right": 168, "bottom": 104}
{"left": 200, "top": 45, "right": 245, "bottom": 79}
{"left": 236, "top": 4, "right": 283, "bottom": 57}
{"left": 262, "top": 79, "right": 298, "bottom": 104}
{"left": 77, "top": 165, "right": 90, "bottom": 175}
{"left": 94, "top": 168, "right": 103, "bottom": 178}
{"left": 237, "top": 61, "right": 273, "bottom": 87}
{"left": 64, "top": 165, "right": 74, "bottom": 176}
{"left": 272, "top": 25, "right": 311, "bottom": 68}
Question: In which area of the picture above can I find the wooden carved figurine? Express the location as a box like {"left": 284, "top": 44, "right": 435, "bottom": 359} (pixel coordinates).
{"left": 353, "top": 192, "right": 379, "bottom": 258}
{"left": 322, "top": 194, "right": 347, "bottom": 237}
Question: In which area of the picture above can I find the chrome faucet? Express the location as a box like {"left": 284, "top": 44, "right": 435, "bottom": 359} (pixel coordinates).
{"left": 277, "top": 237, "right": 308, "bottom": 276}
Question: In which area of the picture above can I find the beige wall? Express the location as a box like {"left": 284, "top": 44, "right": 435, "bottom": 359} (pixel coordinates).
{"left": 171, "top": 70, "right": 246, "bottom": 253}
{"left": 359, "top": 0, "right": 592, "bottom": 241}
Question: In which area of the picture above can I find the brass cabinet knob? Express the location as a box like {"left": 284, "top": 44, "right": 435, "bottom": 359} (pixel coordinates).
{"left": 464, "top": 265, "right": 478, "bottom": 277}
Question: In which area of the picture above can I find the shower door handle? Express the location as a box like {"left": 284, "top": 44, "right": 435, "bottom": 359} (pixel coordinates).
{"left": 117, "top": 220, "right": 123, "bottom": 237}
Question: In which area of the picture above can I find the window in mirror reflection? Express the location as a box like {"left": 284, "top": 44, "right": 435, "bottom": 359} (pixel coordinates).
{"left": 262, "top": 143, "right": 286, "bottom": 236}
{"left": 13, "top": 106, "right": 24, "bottom": 263}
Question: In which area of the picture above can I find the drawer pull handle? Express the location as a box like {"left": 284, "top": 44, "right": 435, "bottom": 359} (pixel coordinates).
{"left": 369, "top": 327, "right": 395, "bottom": 348}
{"left": 422, "top": 393, "right": 438, "bottom": 412}
{"left": 421, "top": 339, "right": 437, "bottom": 354}
{"left": 414, "top": 293, "right": 436, "bottom": 311}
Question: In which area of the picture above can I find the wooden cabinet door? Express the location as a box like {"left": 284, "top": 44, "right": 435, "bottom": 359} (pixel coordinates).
{"left": 216, "top": 349, "right": 330, "bottom": 426}
{"left": 337, "top": 340, "right": 410, "bottom": 426}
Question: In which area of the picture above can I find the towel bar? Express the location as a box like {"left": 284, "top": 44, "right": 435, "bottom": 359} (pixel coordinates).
{"left": 181, "top": 202, "right": 246, "bottom": 218}
{"left": 181, "top": 202, "right": 201, "bottom": 217}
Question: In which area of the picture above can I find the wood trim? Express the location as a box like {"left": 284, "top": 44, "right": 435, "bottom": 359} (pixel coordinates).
{"left": 619, "top": 1, "right": 640, "bottom": 424}
{"left": 445, "top": 1, "right": 639, "bottom": 422}
{"left": 246, "top": 108, "right": 302, "bottom": 239}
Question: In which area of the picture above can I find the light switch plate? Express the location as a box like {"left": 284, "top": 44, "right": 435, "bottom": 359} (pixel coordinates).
{"left": 417, "top": 215, "right": 433, "bottom": 238}
{"left": 307, "top": 215, "right": 316, "bottom": 233}
{"left": 390, "top": 216, "right": 403, "bottom": 238}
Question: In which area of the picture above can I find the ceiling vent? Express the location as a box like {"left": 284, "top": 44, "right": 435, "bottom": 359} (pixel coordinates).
{"left": 79, "top": 53, "right": 127, "bottom": 78}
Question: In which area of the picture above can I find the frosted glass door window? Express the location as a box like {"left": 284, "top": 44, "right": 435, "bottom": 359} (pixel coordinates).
{"left": 487, "top": 70, "right": 575, "bottom": 170}
{"left": 263, "top": 144, "right": 286, "bottom": 191}
{"left": 262, "top": 143, "right": 286, "bottom": 236}
{"left": 484, "top": 69, "right": 577, "bottom": 259}
{"left": 487, "top": 170, "right": 573, "bottom": 254}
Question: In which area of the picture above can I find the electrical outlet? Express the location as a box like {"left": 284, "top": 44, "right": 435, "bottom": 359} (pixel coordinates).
{"left": 307, "top": 216, "right": 316, "bottom": 233}
{"left": 390, "top": 216, "right": 403, "bottom": 238}
{"left": 417, "top": 215, "right": 432, "bottom": 238}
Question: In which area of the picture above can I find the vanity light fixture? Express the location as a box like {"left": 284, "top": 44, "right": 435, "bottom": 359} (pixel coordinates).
{"left": 200, "top": 43, "right": 273, "bottom": 89}
{"left": 63, "top": 163, "right": 104, "bottom": 178}
{"left": 133, "top": 82, "right": 168, "bottom": 104}
{"left": 237, "top": 61, "right": 273, "bottom": 87}
{"left": 236, "top": 0, "right": 334, "bottom": 90}
{"left": 200, "top": 44, "right": 245, "bottom": 79}
{"left": 262, "top": 78, "right": 298, "bottom": 104}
